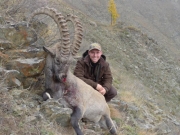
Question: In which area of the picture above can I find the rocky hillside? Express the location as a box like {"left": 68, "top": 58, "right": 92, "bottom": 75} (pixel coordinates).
{"left": 0, "top": 0, "right": 180, "bottom": 135}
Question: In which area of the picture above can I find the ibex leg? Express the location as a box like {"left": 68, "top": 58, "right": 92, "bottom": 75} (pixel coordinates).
{"left": 104, "top": 115, "right": 117, "bottom": 135}
{"left": 71, "top": 107, "right": 83, "bottom": 135}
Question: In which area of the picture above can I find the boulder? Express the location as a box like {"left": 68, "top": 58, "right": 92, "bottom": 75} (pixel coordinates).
{"left": 5, "top": 57, "right": 45, "bottom": 77}
{"left": 0, "top": 19, "right": 48, "bottom": 88}
{"left": 0, "top": 67, "right": 21, "bottom": 88}
{"left": 1, "top": 22, "right": 37, "bottom": 48}
{"left": 40, "top": 100, "right": 72, "bottom": 127}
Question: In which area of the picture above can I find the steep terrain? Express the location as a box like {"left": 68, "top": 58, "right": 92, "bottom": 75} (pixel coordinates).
{"left": 0, "top": 0, "right": 180, "bottom": 135}
{"left": 63, "top": 0, "right": 180, "bottom": 58}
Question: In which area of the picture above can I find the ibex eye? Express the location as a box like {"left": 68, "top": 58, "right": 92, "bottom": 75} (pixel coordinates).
{"left": 55, "top": 58, "right": 60, "bottom": 64}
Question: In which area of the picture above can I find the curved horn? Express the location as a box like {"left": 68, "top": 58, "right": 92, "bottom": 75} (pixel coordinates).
{"left": 28, "top": 7, "right": 71, "bottom": 59}
{"left": 65, "top": 14, "right": 83, "bottom": 56}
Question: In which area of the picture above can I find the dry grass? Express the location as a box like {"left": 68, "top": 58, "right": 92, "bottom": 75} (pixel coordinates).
{"left": 138, "top": 131, "right": 157, "bottom": 135}
{"left": 0, "top": 89, "right": 66, "bottom": 135}
{"left": 109, "top": 105, "right": 122, "bottom": 119}
{"left": 120, "top": 91, "right": 136, "bottom": 103}
{"left": 112, "top": 65, "right": 144, "bottom": 105}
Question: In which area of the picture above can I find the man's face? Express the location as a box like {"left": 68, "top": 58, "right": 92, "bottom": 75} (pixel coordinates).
{"left": 88, "top": 49, "right": 102, "bottom": 63}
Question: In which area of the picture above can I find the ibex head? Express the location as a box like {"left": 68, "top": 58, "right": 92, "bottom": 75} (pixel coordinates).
{"left": 28, "top": 7, "right": 83, "bottom": 82}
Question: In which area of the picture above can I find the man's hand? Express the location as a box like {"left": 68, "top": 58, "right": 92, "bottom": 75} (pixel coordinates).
{"left": 96, "top": 84, "right": 106, "bottom": 95}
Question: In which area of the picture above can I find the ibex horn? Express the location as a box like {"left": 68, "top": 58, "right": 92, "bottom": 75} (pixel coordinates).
{"left": 65, "top": 14, "right": 83, "bottom": 56}
{"left": 28, "top": 7, "right": 71, "bottom": 59}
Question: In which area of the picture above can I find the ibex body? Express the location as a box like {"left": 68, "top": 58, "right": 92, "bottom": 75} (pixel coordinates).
{"left": 28, "top": 7, "right": 117, "bottom": 135}
{"left": 60, "top": 70, "right": 117, "bottom": 135}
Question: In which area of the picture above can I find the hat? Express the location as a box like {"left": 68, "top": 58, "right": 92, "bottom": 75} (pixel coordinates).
{"left": 88, "top": 43, "right": 102, "bottom": 51}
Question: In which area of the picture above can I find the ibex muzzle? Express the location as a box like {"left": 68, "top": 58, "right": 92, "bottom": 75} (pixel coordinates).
{"left": 28, "top": 7, "right": 117, "bottom": 135}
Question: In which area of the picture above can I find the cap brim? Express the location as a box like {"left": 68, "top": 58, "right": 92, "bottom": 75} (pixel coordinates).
{"left": 89, "top": 48, "right": 101, "bottom": 51}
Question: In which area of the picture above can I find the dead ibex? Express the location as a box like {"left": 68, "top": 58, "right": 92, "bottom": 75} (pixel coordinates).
{"left": 28, "top": 7, "right": 117, "bottom": 135}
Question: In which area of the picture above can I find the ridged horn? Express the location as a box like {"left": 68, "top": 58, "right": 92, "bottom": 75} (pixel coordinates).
{"left": 65, "top": 14, "right": 83, "bottom": 56}
{"left": 28, "top": 7, "right": 71, "bottom": 59}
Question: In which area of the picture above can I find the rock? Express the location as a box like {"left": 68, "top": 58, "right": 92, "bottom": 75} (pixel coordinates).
{"left": 0, "top": 51, "right": 9, "bottom": 60}
{"left": 5, "top": 57, "right": 45, "bottom": 77}
{"left": 1, "top": 22, "right": 37, "bottom": 48}
{"left": 40, "top": 100, "right": 72, "bottom": 127}
{"left": 89, "top": 21, "right": 97, "bottom": 27}
{"left": 4, "top": 47, "right": 46, "bottom": 79}
{"left": 0, "top": 18, "right": 49, "bottom": 89}
{"left": 172, "top": 120, "right": 180, "bottom": 126}
{"left": 0, "top": 67, "right": 21, "bottom": 88}
{"left": 0, "top": 39, "right": 12, "bottom": 50}
{"left": 11, "top": 78, "right": 21, "bottom": 86}
{"left": 154, "top": 109, "right": 163, "bottom": 114}
{"left": 5, "top": 48, "right": 46, "bottom": 59}
{"left": 25, "top": 116, "right": 37, "bottom": 122}
{"left": 55, "top": 112, "right": 71, "bottom": 127}
{"left": 22, "top": 77, "right": 43, "bottom": 89}
{"left": 0, "top": 16, "right": 6, "bottom": 25}
{"left": 83, "top": 129, "right": 101, "bottom": 135}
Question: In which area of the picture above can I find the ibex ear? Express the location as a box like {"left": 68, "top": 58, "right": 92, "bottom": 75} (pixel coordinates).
{"left": 43, "top": 46, "right": 56, "bottom": 57}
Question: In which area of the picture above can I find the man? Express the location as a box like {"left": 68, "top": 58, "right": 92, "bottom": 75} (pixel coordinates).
{"left": 74, "top": 43, "right": 117, "bottom": 102}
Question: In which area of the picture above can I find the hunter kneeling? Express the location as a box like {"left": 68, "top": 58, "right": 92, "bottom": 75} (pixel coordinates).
{"left": 74, "top": 42, "right": 117, "bottom": 102}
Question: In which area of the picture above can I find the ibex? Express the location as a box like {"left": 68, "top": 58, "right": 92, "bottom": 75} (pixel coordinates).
{"left": 28, "top": 7, "right": 117, "bottom": 135}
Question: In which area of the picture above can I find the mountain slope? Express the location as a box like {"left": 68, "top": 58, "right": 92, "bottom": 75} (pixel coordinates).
{"left": 0, "top": 0, "right": 180, "bottom": 134}
{"left": 63, "top": 0, "right": 180, "bottom": 58}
